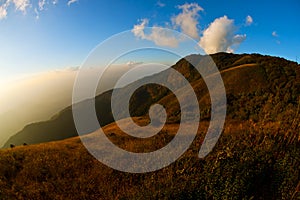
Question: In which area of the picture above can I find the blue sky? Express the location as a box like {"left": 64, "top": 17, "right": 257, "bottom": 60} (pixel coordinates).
{"left": 0, "top": 0, "right": 299, "bottom": 79}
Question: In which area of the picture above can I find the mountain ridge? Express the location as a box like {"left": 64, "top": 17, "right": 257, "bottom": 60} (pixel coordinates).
{"left": 0, "top": 52, "right": 299, "bottom": 199}
{"left": 3, "top": 52, "right": 299, "bottom": 148}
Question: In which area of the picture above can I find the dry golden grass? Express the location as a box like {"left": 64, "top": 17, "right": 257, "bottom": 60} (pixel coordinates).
{"left": 0, "top": 116, "right": 299, "bottom": 199}
{"left": 1, "top": 53, "right": 299, "bottom": 198}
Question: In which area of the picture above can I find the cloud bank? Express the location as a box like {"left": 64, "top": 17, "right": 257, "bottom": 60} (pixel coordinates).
{"left": 0, "top": 63, "right": 155, "bottom": 147}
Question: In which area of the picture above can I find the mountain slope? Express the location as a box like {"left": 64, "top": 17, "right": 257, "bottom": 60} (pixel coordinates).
{"left": 0, "top": 115, "right": 299, "bottom": 199}
{"left": 0, "top": 53, "right": 299, "bottom": 199}
{"left": 3, "top": 52, "right": 300, "bottom": 148}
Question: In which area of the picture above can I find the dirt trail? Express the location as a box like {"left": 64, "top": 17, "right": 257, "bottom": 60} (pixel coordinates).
{"left": 221, "top": 63, "right": 258, "bottom": 74}
{"left": 204, "top": 63, "right": 258, "bottom": 79}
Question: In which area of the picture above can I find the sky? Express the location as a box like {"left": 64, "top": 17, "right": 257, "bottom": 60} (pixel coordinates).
{"left": 0, "top": 0, "right": 299, "bottom": 79}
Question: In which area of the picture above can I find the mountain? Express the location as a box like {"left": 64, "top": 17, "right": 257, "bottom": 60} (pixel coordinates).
{"left": 3, "top": 52, "right": 299, "bottom": 148}
{"left": 0, "top": 53, "right": 299, "bottom": 199}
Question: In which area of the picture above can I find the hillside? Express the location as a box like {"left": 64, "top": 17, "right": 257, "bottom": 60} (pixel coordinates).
{"left": 0, "top": 53, "right": 299, "bottom": 199}
{"left": 3, "top": 52, "right": 300, "bottom": 148}
{"left": 0, "top": 116, "right": 299, "bottom": 199}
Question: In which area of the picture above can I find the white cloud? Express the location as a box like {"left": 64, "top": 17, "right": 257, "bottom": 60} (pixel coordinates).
{"left": 34, "top": 7, "right": 39, "bottom": 19}
{"left": 11, "top": 0, "right": 30, "bottom": 13}
{"left": 67, "top": 0, "right": 77, "bottom": 6}
{"left": 35, "top": 0, "right": 46, "bottom": 20}
{"left": 245, "top": 15, "right": 253, "bottom": 26}
{"left": 171, "top": 3, "right": 203, "bottom": 39}
{"left": 126, "top": 61, "right": 143, "bottom": 66}
{"left": 156, "top": 1, "right": 165, "bottom": 7}
{"left": 272, "top": 31, "right": 278, "bottom": 37}
{"left": 0, "top": 0, "right": 60, "bottom": 20}
{"left": 272, "top": 31, "right": 280, "bottom": 44}
{"left": 132, "top": 4, "right": 247, "bottom": 53}
{"left": 0, "top": 0, "right": 30, "bottom": 19}
{"left": 132, "top": 19, "right": 179, "bottom": 48}
{"left": 199, "top": 15, "right": 246, "bottom": 54}
{"left": 132, "top": 18, "right": 148, "bottom": 39}
{"left": 0, "top": 5, "right": 8, "bottom": 19}
{"left": 38, "top": 0, "right": 46, "bottom": 10}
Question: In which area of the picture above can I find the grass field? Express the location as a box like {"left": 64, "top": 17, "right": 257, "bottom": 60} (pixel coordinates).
{"left": 0, "top": 116, "right": 299, "bottom": 199}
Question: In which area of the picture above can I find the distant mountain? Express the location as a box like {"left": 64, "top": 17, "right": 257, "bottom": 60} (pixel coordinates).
{"left": 3, "top": 52, "right": 300, "bottom": 148}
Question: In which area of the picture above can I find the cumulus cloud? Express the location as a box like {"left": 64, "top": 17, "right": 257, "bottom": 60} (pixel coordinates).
{"left": 133, "top": 4, "right": 247, "bottom": 53}
{"left": 132, "top": 19, "right": 149, "bottom": 38}
{"left": 132, "top": 19, "right": 179, "bottom": 47}
{"left": 199, "top": 16, "right": 246, "bottom": 54}
{"left": 67, "top": 0, "right": 77, "bottom": 6}
{"left": 131, "top": 3, "right": 205, "bottom": 47}
{"left": 245, "top": 15, "right": 253, "bottom": 26}
{"left": 171, "top": 3, "right": 203, "bottom": 39}
{"left": 272, "top": 31, "right": 278, "bottom": 37}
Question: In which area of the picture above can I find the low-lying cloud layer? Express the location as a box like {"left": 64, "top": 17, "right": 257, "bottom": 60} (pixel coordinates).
{"left": 132, "top": 3, "right": 249, "bottom": 54}
{"left": 0, "top": 63, "right": 159, "bottom": 147}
